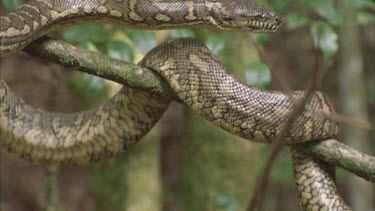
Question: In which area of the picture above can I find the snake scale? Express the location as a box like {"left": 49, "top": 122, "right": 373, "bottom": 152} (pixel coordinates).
{"left": 0, "top": 0, "right": 351, "bottom": 210}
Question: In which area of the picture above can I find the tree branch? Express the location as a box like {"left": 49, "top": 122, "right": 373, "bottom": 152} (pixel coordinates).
{"left": 22, "top": 37, "right": 374, "bottom": 182}
{"left": 25, "top": 37, "right": 172, "bottom": 97}
{"left": 295, "top": 139, "right": 375, "bottom": 182}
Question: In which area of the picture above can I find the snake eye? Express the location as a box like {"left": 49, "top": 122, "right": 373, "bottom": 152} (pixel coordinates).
{"left": 274, "top": 17, "right": 282, "bottom": 24}
{"left": 254, "top": 14, "right": 264, "bottom": 20}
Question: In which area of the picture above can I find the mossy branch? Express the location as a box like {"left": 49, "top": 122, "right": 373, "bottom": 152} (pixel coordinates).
{"left": 294, "top": 139, "right": 374, "bottom": 182}
{"left": 24, "top": 37, "right": 375, "bottom": 182}
{"left": 25, "top": 37, "right": 172, "bottom": 96}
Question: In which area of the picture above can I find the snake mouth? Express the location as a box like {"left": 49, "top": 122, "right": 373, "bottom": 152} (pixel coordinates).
{"left": 242, "top": 20, "right": 281, "bottom": 32}
{"left": 219, "top": 19, "right": 281, "bottom": 32}
{"left": 222, "top": 19, "right": 281, "bottom": 33}
{"left": 218, "top": 12, "right": 282, "bottom": 32}
{"left": 217, "top": 1, "right": 282, "bottom": 33}
{"left": 244, "top": 22, "right": 280, "bottom": 32}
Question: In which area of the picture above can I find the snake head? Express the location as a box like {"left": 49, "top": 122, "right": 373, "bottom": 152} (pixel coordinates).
{"left": 214, "top": 1, "right": 282, "bottom": 32}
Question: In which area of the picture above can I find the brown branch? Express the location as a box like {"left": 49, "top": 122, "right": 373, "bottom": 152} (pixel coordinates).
{"left": 20, "top": 37, "right": 374, "bottom": 183}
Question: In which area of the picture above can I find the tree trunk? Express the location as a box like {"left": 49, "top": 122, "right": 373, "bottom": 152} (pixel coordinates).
{"left": 160, "top": 102, "right": 184, "bottom": 211}
{"left": 337, "top": 1, "right": 374, "bottom": 210}
{"left": 179, "top": 32, "right": 260, "bottom": 211}
{"left": 90, "top": 95, "right": 162, "bottom": 210}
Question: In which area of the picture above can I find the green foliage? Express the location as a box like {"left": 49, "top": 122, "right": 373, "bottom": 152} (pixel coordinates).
{"left": 310, "top": 21, "right": 338, "bottom": 60}
{"left": 308, "top": 0, "right": 340, "bottom": 25}
{"left": 90, "top": 155, "right": 130, "bottom": 211}
{"left": 124, "top": 30, "right": 157, "bottom": 54}
{"left": 245, "top": 62, "right": 271, "bottom": 89}
{"left": 63, "top": 25, "right": 109, "bottom": 45}
{"left": 211, "top": 192, "right": 240, "bottom": 211}
{"left": 1, "top": 0, "right": 23, "bottom": 11}
{"left": 182, "top": 113, "right": 257, "bottom": 211}
{"left": 91, "top": 133, "right": 161, "bottom": 211}
{"left": 62, "top": 25, "right": 159, "bottom": 103}
{"left": 169, "top": 29, "right": 196, "bottom": 38}
{"left": 270, "top": 0, "right": 374, "bottom": 59}
{"left": 62, "top": 25, "right": 107, "bottom": 105}
{"left": 256, "top": 146, "right": 294, "bottom": 185}
{"left": 205, "top": 33, "right": 225, "bottom": 54}
{"left": 106, "top": 41, "right": 134, "bottom": 62}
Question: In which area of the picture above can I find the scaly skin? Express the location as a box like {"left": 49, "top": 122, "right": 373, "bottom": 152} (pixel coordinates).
{"left": 0, "top": 0, "right": 350, "bottom": 210}
{"left": 0, "top": 0, "right": 280, "bottom": 56}
{"left": 0, "top": 81, "right": 170, "bottom": 165}
{"left": 292, "top": 149, "right": 351, "bottom": 210}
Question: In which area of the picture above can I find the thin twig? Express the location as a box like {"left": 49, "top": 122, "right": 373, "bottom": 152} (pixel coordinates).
{"left": 247, "top": 35, "right": 292, "bottom": 92}
{"left": 327, "top": 112, "right": 373, "bottom": 130}
{"left": 45, "top": 166, "right": 60, "bottom": 211}
{"left": 246, "top": 33, "right": 321, "bottom": 211}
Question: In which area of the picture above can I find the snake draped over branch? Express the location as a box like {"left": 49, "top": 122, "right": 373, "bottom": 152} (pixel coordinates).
{"left": 0, "top": 0, "right": 356, "bottom": 210}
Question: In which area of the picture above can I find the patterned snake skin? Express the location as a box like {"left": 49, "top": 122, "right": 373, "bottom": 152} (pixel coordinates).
{"left": 0, "top": 0, "right": 351, "bottom": 210}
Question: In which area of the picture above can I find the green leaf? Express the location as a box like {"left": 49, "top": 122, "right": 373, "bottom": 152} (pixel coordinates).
{"left": 211, "top": 192, "right": 240, "bottom": 211}
{"left": 285, "top": 13, "right": 309, "bottom": 30}
{"left": 357, "top": 12, "right": 375, "bottom": 25}
{"left": 63, "top": 24, "right": 108, "bottom": 44}
{"left": 245, "top": 62, "right": 271, "bottom": 88}
{"left": 308, "top": 0, "right": 340, "bottom": 26}
{"left": 1, "top": 0, "right": 23, "bottom": 12}
{"left": 361, "top": 0, "right": 375, "bottom": 10}
{"left": 310, "top": 21, "right": 338, "bottom": 59}
{"left": 107, "top": 41, "right": 134, "bottom": 62}
{"left": 69, "top": 72, "right": 104, "bottom": 93}
{"left": 253, "top": 33, "right": 270, "bottom": 45}
{"left": 169, "top": 29, "right": 196, "bottom": 38}
{"left": 82, "top": 41, "right": 99, "bottom": 52}
{"left": 206, "top": 34, "right": 225, "bottom": 54}
{"left": 125, "top": 30, "right": 156, "bottom": 54}
{"left": 68, "top": 72, "right": 107, "bottom": 106}
{"left": 348, "top": 0, "right": 375, "bottom": 10}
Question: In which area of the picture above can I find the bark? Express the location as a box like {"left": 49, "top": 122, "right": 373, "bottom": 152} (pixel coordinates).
{"left": 160, "top": 103, "right": 184, "bottom": 211}
{"left": 294, "top": 139, "right": 375, "bottom": 182}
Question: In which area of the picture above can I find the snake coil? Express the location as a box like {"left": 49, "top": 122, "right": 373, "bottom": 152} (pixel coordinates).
{"left": 0, "top": 0, "right": 351, "bottom": 210}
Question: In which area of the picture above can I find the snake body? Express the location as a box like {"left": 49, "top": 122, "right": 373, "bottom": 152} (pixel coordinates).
{"left": 0, "top": 0, "right": 280, "bottom": 56}
{"left": 0, "top": 0, "right": 350, "bottom": 210}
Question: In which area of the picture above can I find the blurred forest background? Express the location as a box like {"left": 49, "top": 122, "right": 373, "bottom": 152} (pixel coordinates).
{"left": 0, "top": 0, "right": 374, "bottom": 210}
